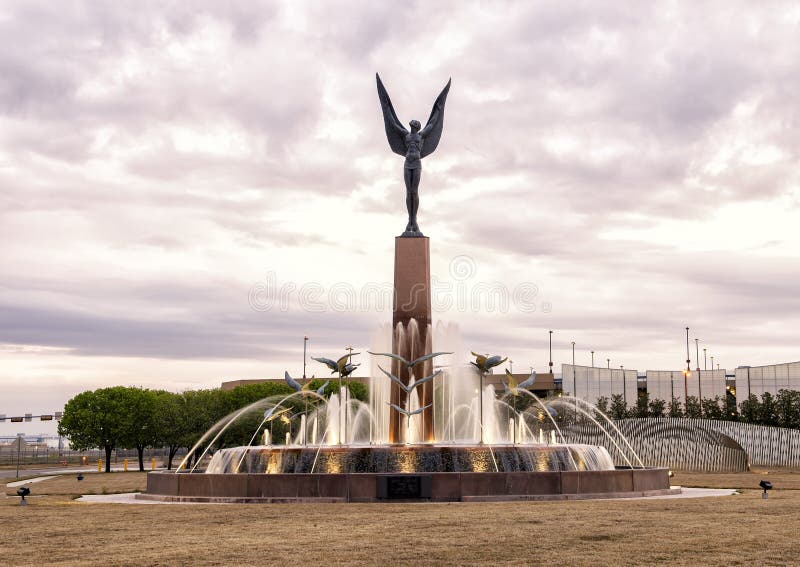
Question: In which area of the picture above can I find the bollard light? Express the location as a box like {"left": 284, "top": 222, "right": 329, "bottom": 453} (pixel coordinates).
{"left": 760, "top": 480, "right": 772, "bottom": 499}
{"left": 17, "top": 486, "right": 30, "bottom": 506}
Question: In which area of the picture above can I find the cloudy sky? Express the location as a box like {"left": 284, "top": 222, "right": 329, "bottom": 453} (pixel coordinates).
{"left": 2, "top": 1, "right": 799, "bottom": 433}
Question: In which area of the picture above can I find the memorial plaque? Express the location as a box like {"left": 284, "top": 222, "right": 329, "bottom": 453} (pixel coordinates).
{"left": 377, "top": 475, "right": 432, "bottom": 499}
{"left": 388, "top": 475, "right": 421, "bottom": 498}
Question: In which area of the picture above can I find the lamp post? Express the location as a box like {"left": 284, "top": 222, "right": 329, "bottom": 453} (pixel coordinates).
{"left": 703, "top": 348, "right": 707, "bottom": 371}
{"left": 684, "top": 327, "right": 691, "bottom": 405}
{"left": 695, "top": 338, "right": 700, "bottom": 372}
{"left": 571, "top": 339, "right": 576, "bottom": 390}
{"left": 548, "top": 330, "right": 553, "bottom": 376}
{"left": 620, "top": 365, "right": 625, "bottom": 405}
{"left": 607, "top": 358, "right": 610, "bottom": 369}
{"left": 711, "top": 355, "right": 714, "bottom": 372}
{"left": 303, "top": 336, "right": 309, "bottom": 379}
{"left": 591, "top": 350, "right": 595, "bottom": 367}
{"left": 571, "top": 341, "right": 577, "bottom": 418}
{"left": 685, "top": 327, "right": 691, "bottom": 375}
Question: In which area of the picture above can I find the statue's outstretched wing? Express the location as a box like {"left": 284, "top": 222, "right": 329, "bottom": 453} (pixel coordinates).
{"left": 376, "top": 73, "right": 408, "bottom": 156}
{"left": 420, "top": 78, "right": 451, "bottom": 158}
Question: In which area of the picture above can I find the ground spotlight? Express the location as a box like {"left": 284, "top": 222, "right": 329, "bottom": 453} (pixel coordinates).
{"left": 16, "top": 486, "right": 30, "bottom": 506}
{"left": 759, "top": 480, "right": 772, "bottom": 499}
{"left": 77, "top": 473, "right": 84, "bottom": 481}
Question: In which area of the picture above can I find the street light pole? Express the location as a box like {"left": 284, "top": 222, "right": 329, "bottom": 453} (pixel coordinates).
{"left": 571, "top": 340, "right": 576, "bottom": 392}
{"left": 703, "top": 348, "right": 707, "bottom": 371}
{"left": 591, "top": 350, "right": 594, "bottom": 367}
{"left": 571, "top": 341, "right": 577, "bottom": 418}
{"left": 548, "top": 330, "right": 553, "bottom": 376}
{"left": 695, "top": 338, "right": 700, "bottom": 372}
{"left": 684, "top": 327, "right": 691, "bottom": 406}
{"left": 606, "top": 358, "right": 610, "bottom": 369}
{"left": 685, "top": 327, "right": 691, "bottom": 375}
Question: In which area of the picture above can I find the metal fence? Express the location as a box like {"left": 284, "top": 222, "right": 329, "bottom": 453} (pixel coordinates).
{"left": 561, "top": 418, "right": 800, "bottom": 472}
{"left": 0, "top": 445, "right": 186, "bottom": 467}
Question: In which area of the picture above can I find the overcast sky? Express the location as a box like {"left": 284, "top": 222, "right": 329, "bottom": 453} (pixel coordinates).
{"left": 2, "top": 1, "right": 799, "bottom": 434}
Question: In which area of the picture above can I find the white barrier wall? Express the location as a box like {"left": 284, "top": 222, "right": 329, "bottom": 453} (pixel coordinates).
{"left": 561, "top": 364, "right": 637, "bottom": 408}
{"left": 646, "top": 369, "right": 726, "bottom": 404}
{"left": 735, "top": 361, "right": 800, "bottom": 399}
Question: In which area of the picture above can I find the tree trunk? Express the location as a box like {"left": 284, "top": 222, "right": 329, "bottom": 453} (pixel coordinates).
{"left": 104, "top": 445, "right": 112, "bottom": 473}
{"left": 167, "top": 445, "right": 178, "bottom": 470}
{"left": 137, "top": 446, "right": 145, "bottom": 471}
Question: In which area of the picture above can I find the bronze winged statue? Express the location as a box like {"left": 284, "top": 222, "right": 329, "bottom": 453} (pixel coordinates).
{"left": 376, "top": 73, "right": 451, "bottom": 236}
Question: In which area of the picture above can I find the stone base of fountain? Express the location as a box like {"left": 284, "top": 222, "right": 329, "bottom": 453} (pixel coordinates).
{"left": 141, "top": 467, "right": 674, "bottom": 503}
{"left": 141, "top": 443, "right": 674, "bottom": 503}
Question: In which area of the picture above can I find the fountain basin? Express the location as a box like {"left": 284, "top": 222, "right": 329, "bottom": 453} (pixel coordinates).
{"left": 142, "top": 444, "right": 674, "bottom": 503}
{"left": 141, "top": 467, "right": 674, "bottom": 503}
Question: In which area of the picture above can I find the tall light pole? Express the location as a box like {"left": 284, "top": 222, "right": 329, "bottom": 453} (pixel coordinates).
{"left": 703, "top": 348, "right": 707, "bottom": 371}
{"left": 571, "top": 340, "right": 576, "bottom": 395}
{"left": 548, "top": 330, "right": 553, "bottom": 376}
{"left": 685, "top": 327, "right": 691, "bottom": 374}
{"left": 695, "top": 338, "right": 700, "bottom": 372}
{"left": 591, "top": 350, "right": 595, "bottom": 367}
{"left": 684, "top": 327, "right": 691, "bottom": 404}
{"left": 606, "top": 358, "right": 610, "bottom": 369}
{"left": 620, "top": 365, "right": 625, "bottom": 405}
{"left": 571, "top": 341, "right": 577, "bottom": 417}
{"left": 303, "top": 336, "right": 309, "bottom": 379}
{"left": 711, "top": 355, "right": 714, "bottom": 372}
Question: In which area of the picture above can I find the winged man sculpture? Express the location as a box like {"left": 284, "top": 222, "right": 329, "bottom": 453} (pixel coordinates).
{"left": 376, "top": 73, "right": 451, "bottom": 236}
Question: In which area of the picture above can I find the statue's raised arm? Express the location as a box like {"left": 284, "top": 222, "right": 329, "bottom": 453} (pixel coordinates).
{"left": 375, "top": 73, "right": 452, "bottom": 237}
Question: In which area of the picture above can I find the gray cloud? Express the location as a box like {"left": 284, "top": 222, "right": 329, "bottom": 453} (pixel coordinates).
{"left": 1, "top": 0, "right": 799, "bottom": 413}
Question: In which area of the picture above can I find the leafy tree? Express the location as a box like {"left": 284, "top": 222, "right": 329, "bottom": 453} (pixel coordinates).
{"left": 594, "top": 396, "right": 610, "bottom": 418}
{"left": 609, "top": 394, "right": 628, "bottom": 420}
{"left": 684, "top": 396, "right": 702, "bottom": 418}
{"left": 180, "top": 389, "right": 225, "bottom": 468}
{"left": 648, "top": 398, "right": 666, "bottom": 418}
{"left": 668, "top": 398, "right": 683, "bottom": 418}
{"left": 58, "top": 387, "right": 131, "bottom": 473}
{"left": 633, "top": 392, "right": 650, "bottom": 418}
{"left": 701, "top": 396, "right": 725, "bottom": 420}
{"left": 759, "top": 391, "right": 779, "bottom": 426}
{"left": 120, "top": 387, "right": 159, "bottom": 471}
{"left": 739, "top": 394, "right": 761, "bottom": 424}
{"left": 153, "top": 390, "right": 189, "bottom": 470}
{"left": 776, "top": 389, "right": 800, "bottom": 429}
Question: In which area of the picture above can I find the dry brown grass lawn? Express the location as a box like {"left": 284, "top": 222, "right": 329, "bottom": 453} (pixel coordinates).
{"left": 4, "top": 471, "right": 148, "bottom": 496}
{"left": 2, "top": 472, "right": 800, "bottom": 566}
{"left": 673, "top": 468, "right": 800, "bottom": 490}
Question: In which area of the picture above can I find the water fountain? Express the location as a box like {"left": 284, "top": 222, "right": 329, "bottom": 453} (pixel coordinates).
{"left": 141, "top": 74, "right": 673, "bottom": 502}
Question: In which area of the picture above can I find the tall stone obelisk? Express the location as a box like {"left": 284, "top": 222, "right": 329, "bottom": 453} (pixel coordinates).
{"left": 390, "top": 236, "right": 433, "bottom": 443}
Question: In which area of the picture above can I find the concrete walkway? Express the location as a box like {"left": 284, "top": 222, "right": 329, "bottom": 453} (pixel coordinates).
{"left": 75, "top": 487, "right": 738, "bottom": 505}
{"left": 6, "top": 475, "right": 59, "bottom": 488}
